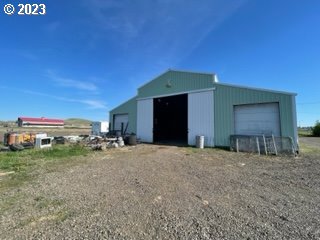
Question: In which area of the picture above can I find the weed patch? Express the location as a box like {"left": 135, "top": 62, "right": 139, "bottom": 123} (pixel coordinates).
{"left": 0, "top": 144, "right": 90, "bottom": 190}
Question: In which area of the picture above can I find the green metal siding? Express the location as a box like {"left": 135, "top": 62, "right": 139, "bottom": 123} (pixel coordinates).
{"left": 138, "top": 70, "right": 215, "bottom": 98}
{"left": 109, "top": 97, "right": 137, "bottom": 134}
{"left": 213, "top": 84, "right": 296, "bottom": 147}
{"left": 109, "top": 70, "right": 297, "bottom": 148}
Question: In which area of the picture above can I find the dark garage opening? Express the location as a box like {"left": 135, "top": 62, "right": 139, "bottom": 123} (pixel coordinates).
{"left": 153, "top": 94, "right": 188, "bottom": 144}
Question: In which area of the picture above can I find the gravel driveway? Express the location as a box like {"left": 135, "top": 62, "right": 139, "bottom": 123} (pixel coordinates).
{"left": 1, "top": 144, "right": 320, "bottom": 239}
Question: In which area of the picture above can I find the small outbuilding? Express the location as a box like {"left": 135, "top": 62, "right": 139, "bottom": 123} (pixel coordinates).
{"left": 109, "top": 70, "right": 298, "bottom": 149}
{"left": 91, "top": 121, "right": 109, "bottom": 136}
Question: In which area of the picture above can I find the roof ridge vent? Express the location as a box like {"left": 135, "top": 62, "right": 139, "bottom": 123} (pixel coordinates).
{"left": 213, "top": 74, "right": 219, "bottom": 83}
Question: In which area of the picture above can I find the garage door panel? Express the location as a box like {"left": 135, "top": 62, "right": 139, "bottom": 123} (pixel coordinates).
{"left": 188, "top": 91, "right": 214, "bottom": 147}
{"left": 137, "top": 99, "right": 153, "bottom": 143}
{"left": 114, "top": 114, "right": 128, "bottom": 131}
{"left": 234, "top": 103, "right": 280, "bottom": 136}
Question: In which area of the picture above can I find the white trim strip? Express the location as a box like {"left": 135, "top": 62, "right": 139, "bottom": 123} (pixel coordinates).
{"left": 292, "top": 95, "right": 298, "bottom": 147}
{"left": 167, "top": 68, "right": 215, "bottom": 76}
{"left": 215, "top": 82, "right": 297, "bottom": 96}
{"left": 136, "top": 88, "right": 216, "bottom": 101}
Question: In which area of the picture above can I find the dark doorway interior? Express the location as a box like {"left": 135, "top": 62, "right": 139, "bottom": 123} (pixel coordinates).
{"left": 153, "top": 94, "right": 188, "bottom": 144}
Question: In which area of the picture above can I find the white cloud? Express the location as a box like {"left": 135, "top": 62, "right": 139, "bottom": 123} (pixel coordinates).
{"left": 83, "top": 0, "right": 247, "bottom": 70}
{"left": 55, "top": 77, "right": 97, "bottom": 91}
{"left": 84, "top": 0, "right": 246, "bottom": 42}
{"left": 85, "top": 0, "right": 145, "bottom": 38}
{"left": 46, "top": 70, "right": 98, "bottom": 92}
{"left": 80, "top": 100, "right": 108, "bottom": 109}
{"left": 21, "top": 89, "right": 108, "bottom": 110}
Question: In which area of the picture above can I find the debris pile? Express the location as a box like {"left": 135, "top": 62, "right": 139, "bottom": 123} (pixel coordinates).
{"left": 1, "top": 131, "right": 138, "bottom": 152}
{"left": 87, "top": 136, "right": 127, "bottom": 151}
{"left": 1, "top": 132, "right": 51, "bottom": 152}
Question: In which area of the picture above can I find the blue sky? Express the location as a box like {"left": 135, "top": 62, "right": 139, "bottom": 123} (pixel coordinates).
{"left": 0, "top": 0, "right": 319, "bottom": 126}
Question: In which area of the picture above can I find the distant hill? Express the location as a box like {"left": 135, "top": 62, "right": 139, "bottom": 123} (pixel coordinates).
{"left": 0, "top": 121, "right": 16, "bottom": 127}
{"left": 64, "top": 118, "right": 92, "bottom": 126}
{"left": 0, "top": 118, "right": 92, "bottom": 128}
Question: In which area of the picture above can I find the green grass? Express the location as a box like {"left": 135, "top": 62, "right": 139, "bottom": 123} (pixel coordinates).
{"left": 0, "top": 192, "right": 26, "bottom": 214}
{"left": 299, "top": 143, "right": 320, "bottom": 154}
{"left": 0, "top": 144, "right": 90, "bottom": 190}
{"left": 298, "top": 129, "right": 312, "bottom": 137}
{"left": 64, "top": 118, "right": 91, "bottom": 126}
{"left": 21, "top": 210, "right": 71, "bottom": 227}
{"left": 0, "top": 144, "right": 89, "bottom": 172}
{"left": 33, "top": 195, "right": 65, "bottom": 209}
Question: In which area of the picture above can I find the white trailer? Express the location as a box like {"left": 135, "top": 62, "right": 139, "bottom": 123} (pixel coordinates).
{"left": 91, "top": 121, "right": 109, "bottom": 136}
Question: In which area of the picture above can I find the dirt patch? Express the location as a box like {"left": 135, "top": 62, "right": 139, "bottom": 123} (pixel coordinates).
{"left": 0, "top": 171, "right": 14, "bottom": 177}
{"left": 1, "top": 144, "right": 320, "bottom": 239}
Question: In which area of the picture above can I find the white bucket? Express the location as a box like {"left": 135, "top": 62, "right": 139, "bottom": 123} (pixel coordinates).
{"left": 196, "top": 135, "right": 205, "bottom": 149}
{"left": 118, "top": 140, "right": 125, "bottom": 147}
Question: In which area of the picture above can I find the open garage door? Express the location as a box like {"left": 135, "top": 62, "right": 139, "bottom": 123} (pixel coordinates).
{"left": 234, "top": 103, "right": 281, "bottom": 136}
{"left": 153, "top": 94, "right": 188, "bottom": 144}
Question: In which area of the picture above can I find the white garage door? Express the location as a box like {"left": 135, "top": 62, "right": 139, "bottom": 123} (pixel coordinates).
{"left": 188, "top": 91, "right": 214, "bottom": 147}
{"left": 137, "top": 99, "right": 153, "bottom": 143}
{"left": 234, "top": 103, "right": 280, "bottom": 136}
{"left": 114, "top": 114, "right": 128, "bottom": 132}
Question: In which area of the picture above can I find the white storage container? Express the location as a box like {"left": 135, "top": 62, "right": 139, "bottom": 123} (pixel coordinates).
{"left": 196, "top": 135, "right": 205, "bottom": 149}
{"left": 35, "top": 137, "right": 52, "bottom": 149}
{"left": 91, "top": 121, "right": 109, "bottom": 136}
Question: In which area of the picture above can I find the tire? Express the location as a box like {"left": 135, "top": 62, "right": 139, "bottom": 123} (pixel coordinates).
{"left": 21, "top": 142, "right": 34, "bottom": 149}
{"left": 0, "top": 146, "right": 10, "bottom": 152}
{"left": 9, "top": 144, "right": 25, "bottom": 151}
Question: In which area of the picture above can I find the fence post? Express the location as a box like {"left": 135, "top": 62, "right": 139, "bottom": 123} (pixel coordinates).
{"left": 289, "top": 137, "right": 295, "bottom": 155}
{"left": 272, "top": 134, "right": 278, "bottom": 155}
{"left": 236, "top": 138, "right": 239, "bottom": 152}
{"left": 263, "top": 135, "right": 267, "bottom": 155}
{"left": 256, "top": 137, "right": 260, "bottom": 155}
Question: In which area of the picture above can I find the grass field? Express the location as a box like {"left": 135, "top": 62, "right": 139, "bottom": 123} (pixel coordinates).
{"left": 0, "top": 144, "right": 90, "bottom": 190}
{"left": 298, "top": 128, "right": 312, "bottom": 137}
{"left": 0, "top": 118, "right": 95, "bottom": 190}
{"left": 64, "top": 118, "right": 92, "bottom": 126}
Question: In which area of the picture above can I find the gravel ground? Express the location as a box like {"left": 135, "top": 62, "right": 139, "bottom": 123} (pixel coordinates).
{"left": 1, "top": 141, "right": 320, "bottom": 239}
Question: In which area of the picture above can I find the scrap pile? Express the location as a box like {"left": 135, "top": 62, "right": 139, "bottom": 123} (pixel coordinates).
{"left": 1, "top": 131, "right": 138, "bottom": 152}
{"left": 53, "top": 133, "right": 138, "bottom": 150}
{"left": 1, "top": 132, "right": 51, "bottom": 152}
{"left": 86, "top": 136, "right": 126, "bottom": 150}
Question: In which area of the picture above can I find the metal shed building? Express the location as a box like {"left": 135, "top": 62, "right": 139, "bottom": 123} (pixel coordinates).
{"left": 18, "top": 117, "right": 64, "bottom": 128}
{"left": 109, "top": 70, "right": 298, "bottom": 149}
